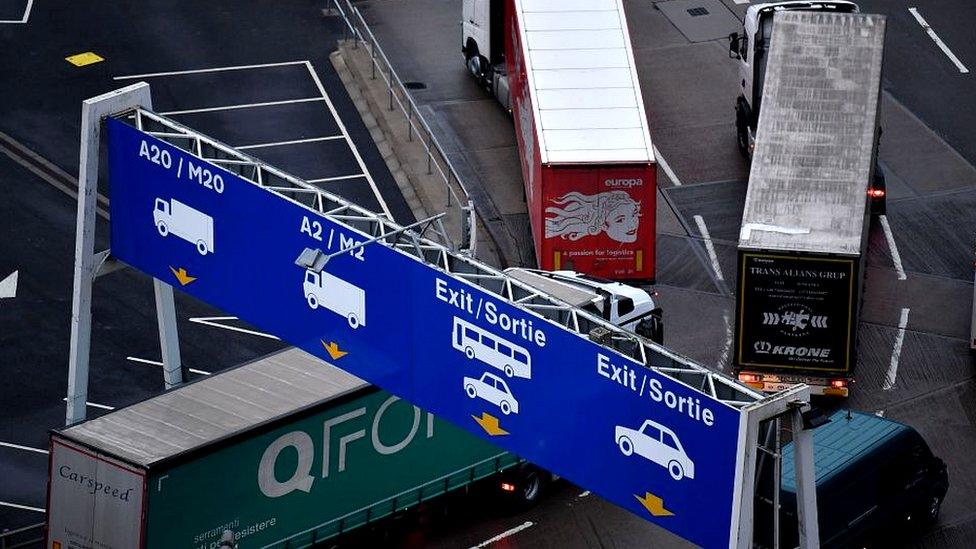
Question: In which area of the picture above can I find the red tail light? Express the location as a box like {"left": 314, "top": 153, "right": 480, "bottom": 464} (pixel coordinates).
{"left": 830, "top": 379, "right": 847, "bottom": 388}
{"left": 500, "top": 482, "right": 516, "bottom": 492}
{"left": 868, "top": 188, "right": 885, "bottom": 199}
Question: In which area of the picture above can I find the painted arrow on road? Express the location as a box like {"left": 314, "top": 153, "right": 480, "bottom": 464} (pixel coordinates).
{"left": 0, "top": 271, "right": 17, "bottom": 299}
{"left": 473, "top": 412, "right": 509, "bottom": 436}
{"left": 321, "top": 340, "right": 348, "bottom": 360}
{"left": 169, "top": 266, "right": 196, "bottom": 286}
{"left": 635, "top": 491, "right": 674, "bottom": 517}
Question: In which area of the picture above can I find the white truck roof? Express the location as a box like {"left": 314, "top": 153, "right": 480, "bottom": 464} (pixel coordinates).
{"left": 515, "top": 0, "right": 654, "bottom": 164}
{"left": 738, "top": 11, "right": 886, "bottom": 256}
{"left": 59, "top": 348, "right": 366, "bottom": 466}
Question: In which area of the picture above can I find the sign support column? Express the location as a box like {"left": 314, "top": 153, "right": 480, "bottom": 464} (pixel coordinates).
{"left": 66, "top": 83, "right": 184, "bottom": 424}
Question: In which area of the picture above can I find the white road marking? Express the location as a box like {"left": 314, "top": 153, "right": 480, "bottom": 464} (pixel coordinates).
{"left": 578, "top": 490, "right": 591, "bottom": 498}
{"left": 693, "top": 215, "right": 725, "bottom": 281}
{"left": 909, "top": 7, "right": 969, "bottom": 74}
{"left": 158, "top": 97, "right": 324, "bottom": 117}
{"left": 0, "top": 500, "right": 44, "bottom": 513}
{"left": 188, "top": 316, "right": 280, "bottom": 340}
{"left": 126, "top": 356, "right": 211, "bottom": 376}
{"left": 883, "top": 308, "right": 911, "bottom": 391}
{"left": 307, "top": 173, "right": 367, "bottom": 183}
{"left": 61, "top": 398, "right": 114, "bottom": 411}
{"left": 0, "top": 0, "right": 33, "bottom": 23}
{"left": 717, "top": 311, "right": 733, "bottom": 371}
{"left": 875, "top": 410, "right": 885, "bottom": 417}
{"left": 237, "top": 135, "right": 345, "bottom": 150}
{"left": 733, "top": 0, "right": 750, "bottom": 4}
{"left": 879, "top": 215, "right": 907, "bottom": 280}
{"left": 470, "top": 521, "right": 534, "bottom": 548}
{"left": 0, "top": 441, "right": 47, "bottom": 454}
{"left": 113, "top": 60, "right": 308, "bottom": 80}
{"left": 304, "top": 60, "right": 393, "bottom": 218}
{"left": 653, "top": 145, "right": 681, "bottom": 186}
{"left": 0, "top": 270, "right": 17, "bottom": 299}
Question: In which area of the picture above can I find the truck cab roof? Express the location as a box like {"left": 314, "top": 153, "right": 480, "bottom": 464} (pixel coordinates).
{"left": 504, "top": 268, "right": 649, "bottom": 309}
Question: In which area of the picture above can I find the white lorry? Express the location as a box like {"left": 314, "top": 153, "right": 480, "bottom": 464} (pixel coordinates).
{"left": 153, "top": 197, "right": 215, "bottom": 255}
{"left": 303, "top": 268, "right": 366, "bottom": 329}
{"left": 504, "top": 268, "right": 663, "bottom": 343}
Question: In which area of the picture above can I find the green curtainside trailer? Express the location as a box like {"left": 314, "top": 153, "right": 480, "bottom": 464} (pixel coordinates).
{"left": 47, "top": 348, "right": 521, "bottom": 549}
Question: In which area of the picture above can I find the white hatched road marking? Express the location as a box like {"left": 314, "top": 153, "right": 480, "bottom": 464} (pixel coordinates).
{"left": 303, "top": 60, "right": 392, "bottom": 218}
{"left": 693, "top": 215, "right": 725, "bottom": 281}
{"left": 0, "top": 441, "right": 47, "bottom": 454}
{"left": 879, "top": 214, "right": 907, "bottom": 280}
{"left": 0, "top": 0, "right": 33, "bottom": 23}
{"left": 883, "top": 308, "right": 911, "bottom": 390}
{"left": 188, "top": 316, "right": 280, "bottom": 340}
{"left": 113, "top": 60, "right": 308, "bottom": 80}
{"left": 126, "top": 356, "right": 211, "bottom": 376}
{"left": 0, "top": 500, "right": 44, "bottom": 513}
{"left": 908, "top": 8, "right": 969, "bottom": 74}
{"left": 158, "top": 97, "right": 324, "bottom": 117}
{"left": 470, "top": 521, "right": 534, "bottom": 548}
{"left": 61, "top": 398, "right": 114, "bottom": 411}
{"left": 653, "top": 145, "right": 681, "bottom": 186}
{"left": 237, "top": 135, "right": 345, "bottom": 150}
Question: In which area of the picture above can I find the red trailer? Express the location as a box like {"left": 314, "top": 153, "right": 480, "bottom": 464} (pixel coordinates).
{"left": 502, "top": 0, "right": 656, "bottom": 282}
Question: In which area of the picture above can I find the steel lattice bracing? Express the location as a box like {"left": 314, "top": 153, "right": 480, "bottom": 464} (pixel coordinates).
{"left": 125, "top": 108, "right": 764, "bottom": 408}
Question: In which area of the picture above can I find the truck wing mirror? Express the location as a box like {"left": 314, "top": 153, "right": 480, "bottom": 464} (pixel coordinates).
{"left": 728, "top": 32, "right": 741, "bottom": 59}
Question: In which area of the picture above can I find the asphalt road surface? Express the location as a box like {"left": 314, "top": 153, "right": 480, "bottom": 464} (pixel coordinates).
{"left": 1, "top": 0, "right": 975, "bottom": 548}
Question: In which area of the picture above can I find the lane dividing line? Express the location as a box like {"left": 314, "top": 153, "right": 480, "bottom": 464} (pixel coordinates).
{"left": 882, "top": 307, "right": 911, "bottom": 391}
{"left": 307, "top": 173, "right": 367, "bottom": 183}
{"left": 878, "top": 215, "right": 907, "bottom": 280}
{"left": 158, "top": 97, "right": 325, "bottom": 117}
{"left": 237, "top": 135, "right": 345, "bottom": 150}
{"left": 470, "top": 521, "right": 534, "bottom": 549}
{"left": 693, "top": 215, "right": 725, "bottom": 281}
{"left": 61, "top": 398, "right": 114, "bottom": 411}
{"left": 0, "top": 501, "right": 44, "bottom": 513}
{"left": 717, "top": 311, "right": 733, "bottom": 371}
{"left": 0, "top": 441, "right": 48, "bottom": 455}
{"left": 188, "top": 316, "right": 280, "bottom": 340}
{"left": 0, "top": 0, "right": 33, "bottom": 23}
{"left": 114, "top": 60, "right": 308, "bottom": 80}
{"left": 126, "top": 356, "right": 212, "bottom": 376}
{"left": 304, "top": 61, "right": 393, "bottom": 218}
{"left": 653, "top": 146, "right": 681, "bottom": 186}
{"left": 908, "top": 8, "right": 969, "bottom": 74}
{"left": 578, "top": 490, "right": 591, "bottom": 498}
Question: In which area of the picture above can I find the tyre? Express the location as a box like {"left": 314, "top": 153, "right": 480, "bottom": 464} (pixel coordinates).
{"left": 465, "top": 384, "right": 477, "bottom": 398}
{"left": 668, "top": 460, "right": 684, "bottom": 481}
{"left": 347, "top": 313, "right": 360, "bottom": 329}
{"left": 464, "top": 346, "right": 475, "bottom": 359}
{"left": 306, "top": 294, "right": 318, "bottom": 309}
{"left": 504, "top": 365, "right": 515, "bottom": 378}
{"left": 500, "top": 401, "right": 511, "bottom": 415}
{"left": 156, "top": 221, "right": 169, "bottom": 237}
{"left": 517, "top": 469, "right": 541, "bottom": 505}
{"left": 196, "top": 240, "right": 208, "bottom": 256}
{"left": 735, "top": 99, "right": 752, "bottom": 160}
{"left": 618, "top": 436, "right": 634, "bottom": 456}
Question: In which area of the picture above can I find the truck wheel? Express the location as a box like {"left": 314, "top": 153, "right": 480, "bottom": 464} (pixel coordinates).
{"left": 464, "top": 346, "right": 475, "bottom": 359}
{"left": 618, "top": 436, "right": 634, "bottom": 456}
{"left": 306, "top": 294, "right": 318, "bottom": 309}
{"left": 517, "top": 469, "right": 541, "bottom": 504}
{"left": 156, "top": 221, "right": 168, "bottom": 237}
{"left": 347, "top": 314, "right": 360, "bottom": 329}
{"left": 500, "top": 401, "right": 511, "bottom": 415}
{"left": 196, "top": 240, "right": 208, "bottom": 256}
{"left": 735, "top": 98, "right": 752, "bottom": 160}
{"left": 668, "top": 460, "right": 684, "bottom": 481}
{"left": 504, "top": 365, "right": 515, "bottom": 378}
{"left": 465, "top": 384, "right": 477, "bottom": 398}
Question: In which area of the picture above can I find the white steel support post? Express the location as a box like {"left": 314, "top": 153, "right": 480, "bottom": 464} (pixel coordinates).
{"left": 733, "top": 384, "right": 811, "bottom": 549}
{"left": 791, "top": 407, "right": 820, "bottom": 549}
{"left": 67, "top": 83, "right": 165, "bottom": 425}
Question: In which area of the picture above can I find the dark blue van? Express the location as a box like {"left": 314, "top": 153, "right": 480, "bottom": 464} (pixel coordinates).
{"left": 757, "top": 410, "right": 948, "bottom": 547}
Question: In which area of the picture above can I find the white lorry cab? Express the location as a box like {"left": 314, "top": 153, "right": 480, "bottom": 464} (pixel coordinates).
{"left": 504, "top": 268, "right": 663, "bottom": 344}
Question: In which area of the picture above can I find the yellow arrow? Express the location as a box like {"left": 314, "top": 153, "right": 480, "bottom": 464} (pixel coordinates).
{"left": 635, "top": 492, "right": 674, "bottom": 517}
{"left": 472, "top": 412, "right": 509, "bottom": 436}
{"left": 169, "top": 267, "right": 197, "bottom": 286}
{"left": 321, "top": 340, "right": 348, "bottom": 360}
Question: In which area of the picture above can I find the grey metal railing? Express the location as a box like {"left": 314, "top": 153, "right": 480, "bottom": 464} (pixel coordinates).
{"left": 0, "top": 523, "right": 44, "bottom": 549}
{"left": 328, "top": 0, "right": 477, "bottom": 255}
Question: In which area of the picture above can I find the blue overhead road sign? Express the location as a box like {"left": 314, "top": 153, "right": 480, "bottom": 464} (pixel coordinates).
{"left": 108, "top": 117, "right": 745, "bottom": 548}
